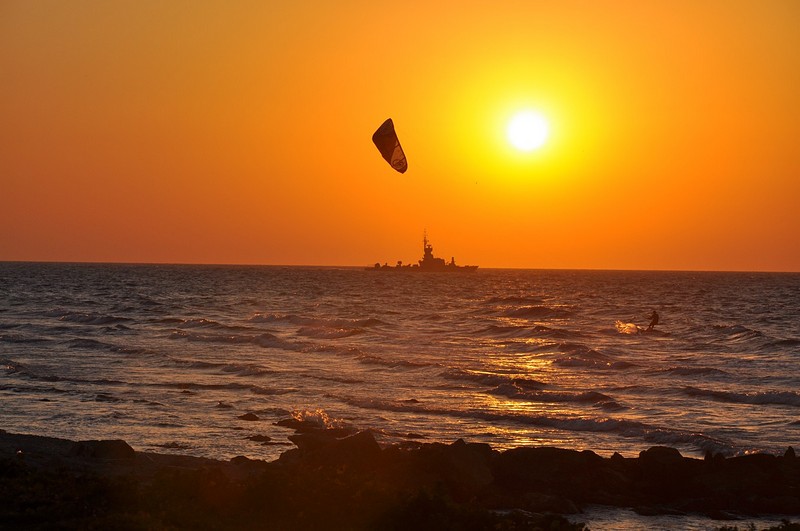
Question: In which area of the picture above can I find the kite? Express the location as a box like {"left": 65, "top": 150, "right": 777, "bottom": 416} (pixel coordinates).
{"left": 372, "top": 118, "right": 407, "bottom": 173}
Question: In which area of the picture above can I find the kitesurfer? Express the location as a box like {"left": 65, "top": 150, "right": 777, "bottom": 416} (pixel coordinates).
{"left": 646, "top": 310, "right": 659, "bottom": 331}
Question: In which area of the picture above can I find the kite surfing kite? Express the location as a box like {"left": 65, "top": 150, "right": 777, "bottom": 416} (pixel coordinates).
{"left": 372, "top": 118, "right": 407, "bottom": 173}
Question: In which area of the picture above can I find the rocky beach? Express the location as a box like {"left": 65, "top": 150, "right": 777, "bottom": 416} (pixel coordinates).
{"left": 2, "top": 422, "right": 799, "bottom": 530}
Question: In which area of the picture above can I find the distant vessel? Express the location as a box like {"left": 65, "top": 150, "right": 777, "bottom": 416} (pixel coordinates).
{"left": 369, "top": 233, "right": 478, "bottom": 272}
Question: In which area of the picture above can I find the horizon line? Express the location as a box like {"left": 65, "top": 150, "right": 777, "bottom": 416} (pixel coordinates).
{"left": 1, "top": 259, "right": 797, "bottom": 275}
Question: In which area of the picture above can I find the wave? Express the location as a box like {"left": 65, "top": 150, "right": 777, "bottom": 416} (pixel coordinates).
{"left": 712, "top": 324, "right": 765, "bottom": 342}
{"left": 683, "top": 386, "right": 800, "bottom": 407}
{"left": 501, "top": 305, "right": 572, "bottom": 319}
{"left": 767, "top": 338, "right": 800, "bottom": 349}
{"left": 356, "top": 353, "right": 433, "bottom": 369}
{"left": 0, "top": 333, "right": 50, "bottom": 344}
{"left": 552, "top": 343, "right": 634, "bottom": 370}
{"left": 337, "top": 394, "right": 732, "bottom": 455}
{"left": 66, "top": 338, "right": 115, "bottom": 350}
{"left": 249, "top": 313, "right": 386, "bottom": 329}
{"left": 44, "top": 309, "right": 132, "bottom": 326}
{"left": 664, "top": 366, "right": 728, "bottom": 376}
{"left": 441, "top": 368, "right": 546, "bottom": 390}
{"left": 488, "top": 383, "right": 623, "bottom": 409}
{"left": 305, "top": 344, "right": 365, "bottom": 357}
{"left": 553, "top": 358, "right": 635, "bottom": 370}
{"left": 296, "top": 326, "right": 365, "bottom": 339}
{"left": 175, "top": 318, "right": 248, "bottom": 331}
{"left": 251, "top": 385, "right": 295, "bottom": 395}
{"left": 158, "top": 381, "right": 294, "bottom": 395}
{"left": 168, "top": 330, "right": 298, "bottom": 350}
{"left": 485, "top": 295, "right": 544, "bottom": 305}
{"left": 2, "top": 358, "right": 134, "bottom": 387}
{"left": 474, "top": 324, "right": 577, "bottom": 341}
{"left": 306, "top": 373, "right": 366, "bottom": 385}
{"left": 165, "top": 357, "right": 277, "bottom": 377}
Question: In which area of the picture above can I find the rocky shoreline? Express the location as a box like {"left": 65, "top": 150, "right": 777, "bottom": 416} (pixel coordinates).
{"left": 2, "top": 425, "right": 798, "bottom": 530}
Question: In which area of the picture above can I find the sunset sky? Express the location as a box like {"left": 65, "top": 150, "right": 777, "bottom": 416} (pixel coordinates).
{"left": 2, "top": 1, "right": 799, "bottom": 271}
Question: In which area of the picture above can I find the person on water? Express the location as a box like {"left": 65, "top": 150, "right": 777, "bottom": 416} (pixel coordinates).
{"left": 646, "top": 310, "right": 659, "bottom": 331}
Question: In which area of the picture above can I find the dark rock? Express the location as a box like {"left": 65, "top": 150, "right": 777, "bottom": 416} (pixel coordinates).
{"left": 238, "top": 413, "right": 260, "bottom": 421}
{"left": 4, "top": 429, "right": 800, "bottom": 527}
{"left": 494, "top": 446, "right": 603, "bottom": 498}
{"left": 288, "top": 431, "right": 337, "bottom": 452}
{"left": 246, "top": 435, "right": 271, "bottom": 443}
{"left": 639, "top": 445, "right": 683, "bottom": 463}
{"left": 437, "top": 439, "right": 494, "bottom": 497}
{"left": 333, "top": 430, "right": 382, "bottom": 461}
{"left": 637, "top": 446, "right": 701, "bottom": 499}
{"left": 72, "top": 439, "right": 135, "bottom": 460}
{"left": 785, "top": 446, "right": 796, "bottom": 459}
{"left": 282, "top": 430, "right": 383, "bottom": 476}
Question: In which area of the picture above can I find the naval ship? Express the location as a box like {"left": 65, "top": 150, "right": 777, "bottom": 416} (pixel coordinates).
{"left": 368, "top": 233, "right": 478, "bottom": 272}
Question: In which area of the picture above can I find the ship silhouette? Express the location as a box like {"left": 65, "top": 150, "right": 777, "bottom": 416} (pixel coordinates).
{"left": 368, "top": 233, "right": 478, "bottom": 272}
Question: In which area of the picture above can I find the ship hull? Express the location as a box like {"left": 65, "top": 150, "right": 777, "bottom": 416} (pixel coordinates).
{"left": 366, "top": 265, "right": 478, "bottom": 272}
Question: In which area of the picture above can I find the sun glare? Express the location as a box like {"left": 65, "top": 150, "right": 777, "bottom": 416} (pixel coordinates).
{"left": 507, "top": 111, "right": 549, "bottom": 152}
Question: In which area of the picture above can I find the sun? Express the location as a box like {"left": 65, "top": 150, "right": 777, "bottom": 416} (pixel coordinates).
{"left": 507, "top": 111, "right": 549, "bottom": 152}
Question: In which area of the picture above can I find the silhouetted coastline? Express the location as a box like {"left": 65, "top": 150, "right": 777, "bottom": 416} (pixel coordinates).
{"left": 2, "top": 427, "right": 798, "bottom": 530}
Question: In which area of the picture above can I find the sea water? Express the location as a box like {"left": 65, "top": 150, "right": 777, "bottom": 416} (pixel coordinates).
{"left": 2, "top": 263, "right": 799, "bottom": 527}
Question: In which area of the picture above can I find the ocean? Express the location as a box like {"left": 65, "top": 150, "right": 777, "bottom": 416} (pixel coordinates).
{"left": 2, "top": 263, "right": 799, "bottom": 528}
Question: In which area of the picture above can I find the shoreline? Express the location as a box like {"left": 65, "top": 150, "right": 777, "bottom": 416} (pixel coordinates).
{"left": 2, "top": 426, "right": 798, "bottom": 530}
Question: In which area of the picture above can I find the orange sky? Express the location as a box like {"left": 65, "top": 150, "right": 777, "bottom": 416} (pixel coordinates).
{"left": 2, "top": 1, "right": 799, "bottom": 271}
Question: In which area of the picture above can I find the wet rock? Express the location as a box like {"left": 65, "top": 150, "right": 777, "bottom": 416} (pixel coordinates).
{"left": 237, "top": 413, "right": 260, "bottom": 421}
